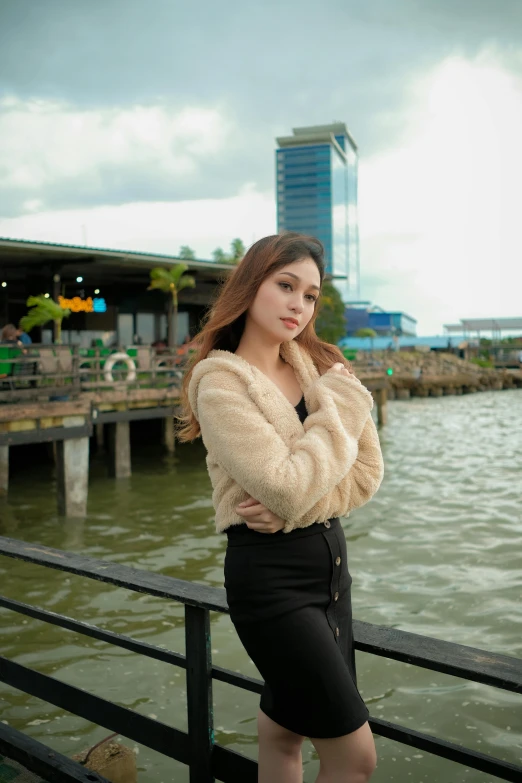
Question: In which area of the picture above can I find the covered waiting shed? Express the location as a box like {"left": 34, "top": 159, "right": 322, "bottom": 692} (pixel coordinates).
{"left": 443, "top": 318, "right": 522, "bottom": 341}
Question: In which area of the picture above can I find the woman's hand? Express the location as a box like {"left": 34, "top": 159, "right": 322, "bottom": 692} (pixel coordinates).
{"left": 328, "top": 361, "right": 353, "bottom": 378}
{"left": 234, "top": 496, "right": 286, "bottom": 534}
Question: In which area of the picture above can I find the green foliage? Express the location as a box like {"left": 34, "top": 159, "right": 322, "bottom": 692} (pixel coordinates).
{"left": 315, "top": 281, "right": 347, "bottom": 345}
{"left": 148, "top": 264, "right": 196, "bottom": 298}
{"left": 178, "top": 245, "right": 196, "bottom": 260}
{"left": 355, "top": 327, "right": 377, "bottom": 339}
{"left": 148, "top": 263, "right": 196, "bottom": 347}
{"left": 212, "top": 247, "right": 227, "bottom": 263}
{"left": 212, "top": 238, "right": 246, "bottom": 265}
{"left": 229, "top": 238, "right": 245, "bottom": 264}
{"left": 470, "top": 357, "right": 494, "bottom": 369}
{"left": 20, "top": 295, "right": 71, "bottom": 344}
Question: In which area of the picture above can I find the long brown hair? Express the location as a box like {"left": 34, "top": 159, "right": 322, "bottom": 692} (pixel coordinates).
{"left": 177, "top": 232, "right": 350, "bottom": 441}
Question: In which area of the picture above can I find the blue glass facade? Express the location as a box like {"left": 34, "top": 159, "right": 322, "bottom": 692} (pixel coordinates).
{"left": 276, "top": 124, "right": 359, "bottom": 302}
{"left": 344, "top": 307, "right": 417, "bottom": 337}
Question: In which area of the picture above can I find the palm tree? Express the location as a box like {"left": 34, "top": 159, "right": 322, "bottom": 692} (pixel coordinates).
{"left": 20, "top": 295, "right": 71, "bottom": 344}
{"left": 148, "top": 264, "right": 196, "bottom": 348}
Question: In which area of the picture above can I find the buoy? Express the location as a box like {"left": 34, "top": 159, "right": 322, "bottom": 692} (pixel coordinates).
{"left": 103, "top": 353, "right": 137, "bottom": 383}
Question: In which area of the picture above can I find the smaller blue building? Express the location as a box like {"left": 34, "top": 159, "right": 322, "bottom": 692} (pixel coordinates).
{"left": 344, "top": 303, "right": 417, "bottom": 337}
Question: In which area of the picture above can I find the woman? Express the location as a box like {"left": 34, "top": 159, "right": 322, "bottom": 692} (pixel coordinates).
{"left": 178, "top": 233, "right": 384, "bottom": 783}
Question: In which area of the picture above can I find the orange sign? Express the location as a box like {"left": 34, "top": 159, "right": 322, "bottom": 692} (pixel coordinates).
{"left": 59, "top": 295, "right": 94, "bottom": 313}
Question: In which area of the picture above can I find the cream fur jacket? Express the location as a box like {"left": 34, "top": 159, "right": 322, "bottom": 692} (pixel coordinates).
{"left": 188, "top": 339, "right": 384, "bottom": 534}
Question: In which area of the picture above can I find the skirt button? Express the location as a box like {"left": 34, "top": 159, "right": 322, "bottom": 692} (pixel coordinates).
{"left": 334, "top": 592, "right": 339, "bottom": 601}
{"left": 335, "top": 556, "right": 341, "bottom": 566}
{"left": 324, "top": 520, "right": 331, "bottom": 529}
{"left": 335, "top": 627, "right": 340, "bottom": 637}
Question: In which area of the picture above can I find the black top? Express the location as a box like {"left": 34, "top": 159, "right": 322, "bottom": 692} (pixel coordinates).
{"left": 294, "top": 394, "right": 307, "bottom": 423}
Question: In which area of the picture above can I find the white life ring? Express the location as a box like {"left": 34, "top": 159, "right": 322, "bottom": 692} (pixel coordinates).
{"left": 104, "top": 352, "right": 137, "bottom": 383}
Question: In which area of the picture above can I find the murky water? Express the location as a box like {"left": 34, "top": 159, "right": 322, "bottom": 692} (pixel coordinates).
{"left": 1, "top": 389, "right": 521, "bottom": 782}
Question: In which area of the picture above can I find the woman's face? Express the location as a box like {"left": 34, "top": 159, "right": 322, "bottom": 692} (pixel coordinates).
{"left": 246, "top": 257, "right": 321, "bottom": 343}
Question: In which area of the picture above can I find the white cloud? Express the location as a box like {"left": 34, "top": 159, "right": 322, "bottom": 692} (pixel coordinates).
{"left": 359, "top": 50, "right": 522, "bottom": 332}
{"left": 0, "top": 96, "right": 232, "bottom": 194}
{"left": 0, "top": 184, "right": 276, "bottom": 259}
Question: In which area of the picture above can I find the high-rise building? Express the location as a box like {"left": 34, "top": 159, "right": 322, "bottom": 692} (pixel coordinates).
{"left": 276, "top": 123, "right": 360, "bottom": 302}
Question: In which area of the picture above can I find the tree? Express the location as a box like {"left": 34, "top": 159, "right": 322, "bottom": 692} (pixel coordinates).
{"left": 315, "top": 281, "right": 347, "bottom": 345}
{"left": 178, "top": 245, "right": 196, "bottom": 261}
{"left": 148, "top": 264, "right": 196, "bottom": 348}
{"left": 212, "top": 238, "right": 246, "bottom": 265}
{"left": 355, "top": 327, "right": 377, "bottom": 353}
{"left": 212, "top": 247, "right": 227, "bottom": 263}
{"left": 20, "top": 295, "right": 71, "bottom": 344}
{"left": 230, "top": 238, "right": 245, "bottom": 264}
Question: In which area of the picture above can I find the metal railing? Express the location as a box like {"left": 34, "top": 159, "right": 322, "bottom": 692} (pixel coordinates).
{"left": 0, "top": 536, "right": 521, "bottom": 782}
{"left": 0, "top": 345, "right": 191, "bottom": 403}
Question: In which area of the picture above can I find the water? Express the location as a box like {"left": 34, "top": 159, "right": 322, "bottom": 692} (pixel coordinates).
{"left": 1, "top": 390, "right": 521, "bottom": 782}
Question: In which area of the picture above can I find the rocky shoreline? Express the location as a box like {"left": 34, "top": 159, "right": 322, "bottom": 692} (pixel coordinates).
{"left": 355, "top": 352, "right": 522, "bottom": 399}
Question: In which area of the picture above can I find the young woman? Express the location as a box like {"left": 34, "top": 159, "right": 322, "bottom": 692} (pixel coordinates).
{"left": 178, "top": 233, "right": 384, "bottom": 783}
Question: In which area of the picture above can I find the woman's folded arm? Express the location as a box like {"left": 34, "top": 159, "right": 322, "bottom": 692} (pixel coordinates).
{"left": 195, "top": 370, "right": 372, "bottom": 527}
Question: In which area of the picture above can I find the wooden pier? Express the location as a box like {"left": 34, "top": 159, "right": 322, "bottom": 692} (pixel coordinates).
{"left": 0, "top": 345, "right": 184, "bottom": 513}
{"left": 0, "top": 391, "right": 179, "bottom": 513}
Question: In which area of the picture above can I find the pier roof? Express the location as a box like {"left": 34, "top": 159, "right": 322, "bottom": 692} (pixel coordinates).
{"left": 0, "top": 236, "right": 231, "bottom": 274}
{"left": 444, "top": 318, "right": 522, "bottom": 333}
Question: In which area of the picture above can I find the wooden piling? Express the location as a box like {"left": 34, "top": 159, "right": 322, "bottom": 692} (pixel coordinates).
{"left": 0, "top": 445, "right": 8, "bottom": 496}
{"left": 55, "top": 416, "right": 90, "bottom": 518}
{"left": 163, "top": 416, "right": 176, "bottom": 453}
{"left": 95, "top": 422, "right": 105, "bottom": 452}
{"left": 107, "top": 421, "right": 131, "bottom": 478}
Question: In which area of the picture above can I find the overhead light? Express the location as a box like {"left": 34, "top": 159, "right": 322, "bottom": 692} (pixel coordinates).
{"left": 44, "top": 293, "right": 50, "bottom": 298}
{"left": 76, "top": 276, "right": 83, "bottom": 283}
{"left": 1, "top": 282, "right": 6, "bottom": 287}
{"left": 94, "top": 288, "right": 100, "bottom": 294}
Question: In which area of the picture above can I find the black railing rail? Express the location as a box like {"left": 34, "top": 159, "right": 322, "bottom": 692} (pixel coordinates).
{"left": 0, "top": 535, "right": 521, "bottom": 783}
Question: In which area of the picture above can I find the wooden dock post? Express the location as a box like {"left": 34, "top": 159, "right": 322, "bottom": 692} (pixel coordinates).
{"left": 375, "top": 386, "right": 388, "bottom": 426}
{"left": 163, "top": 416, "right": 176, "bottom": 453}
{"left": 0, "top": 445, "right": 8, "bottom": 496}
{"left": 56, "top": 416, "right": 90, "bottom": 518}
{"left": 95, "top": 422, "right": 105, "bottom": 452}
{"left": 107, "top": 421, "right": 131, "bottom": 478}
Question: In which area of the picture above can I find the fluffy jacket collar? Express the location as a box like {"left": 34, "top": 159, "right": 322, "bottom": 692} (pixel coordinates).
{"left": 188, "top": 340, "right": 324, "bottom": 441}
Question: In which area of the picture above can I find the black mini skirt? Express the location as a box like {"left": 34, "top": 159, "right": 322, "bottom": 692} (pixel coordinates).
{"left": 224, "top": 518, "right": 369, "bottom": 739}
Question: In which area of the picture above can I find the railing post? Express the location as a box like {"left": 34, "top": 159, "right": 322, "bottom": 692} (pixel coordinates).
{"left": 185, "top": 604, "right": 214, "bottom": 783}
{"left": 375, "top": 386, "right": 388, "bottom": 426}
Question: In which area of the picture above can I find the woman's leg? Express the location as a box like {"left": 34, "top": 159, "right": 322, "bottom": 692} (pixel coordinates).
{"left": 258, "top": 709, "right": 304, "bottom": 783}
{"left": 311, "top": 722, "right": 376, "bottom": 783}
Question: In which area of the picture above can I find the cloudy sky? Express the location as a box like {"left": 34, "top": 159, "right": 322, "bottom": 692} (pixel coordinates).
{"left": 1, "top": 0, "right": 521, "bottom": 334}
